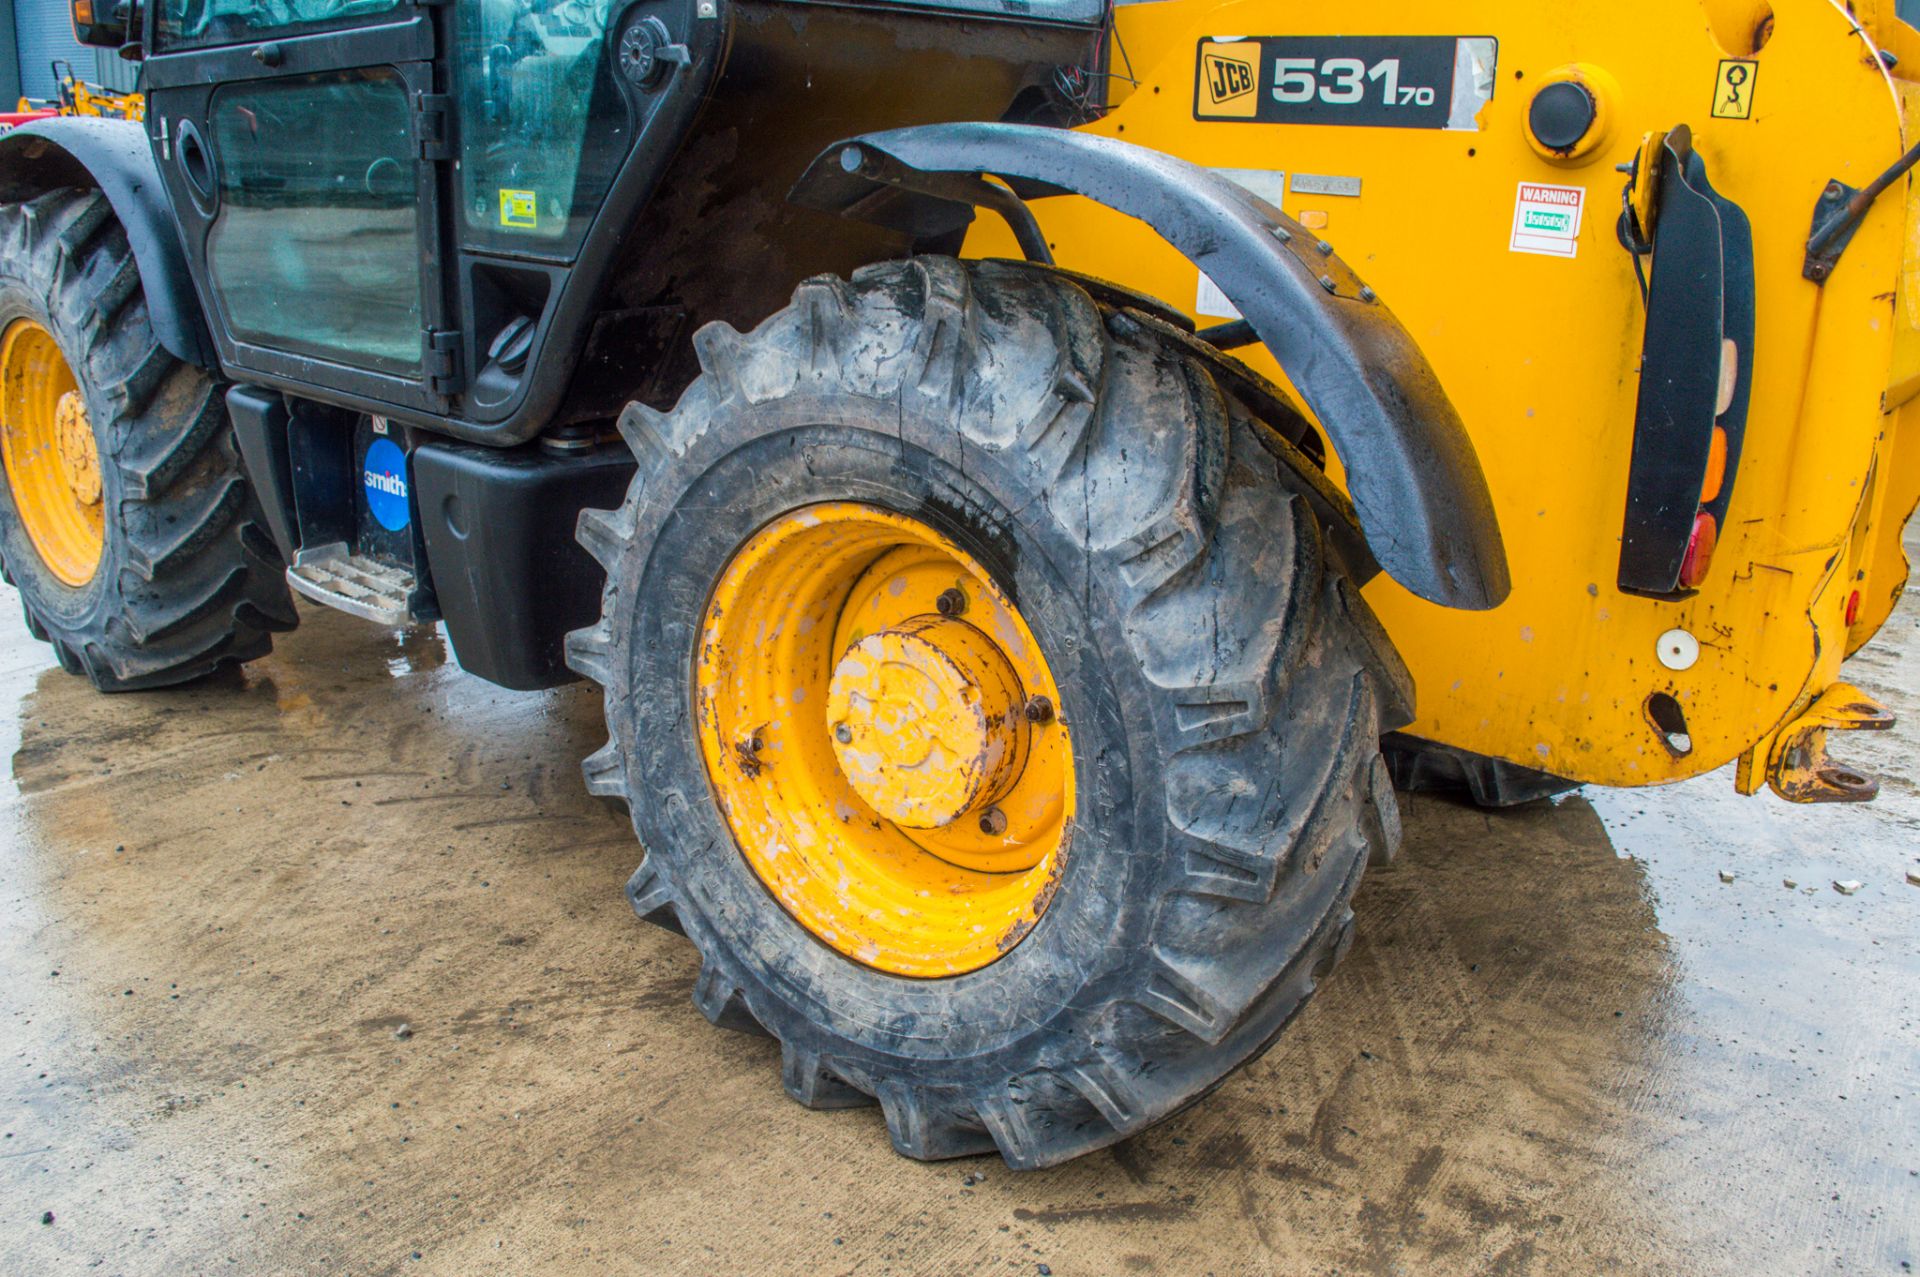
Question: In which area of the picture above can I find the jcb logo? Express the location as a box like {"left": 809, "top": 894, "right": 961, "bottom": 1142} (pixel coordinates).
{"left": 1197, "top": 42, "right": 1260, "bottom": 118}
{"left": 1205, "top": 53, "right": 1254, "bottom": 101}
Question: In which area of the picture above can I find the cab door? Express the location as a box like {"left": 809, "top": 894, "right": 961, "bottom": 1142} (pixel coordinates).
{"left": 141, "top": 0, "right": 455, "bottom": 412}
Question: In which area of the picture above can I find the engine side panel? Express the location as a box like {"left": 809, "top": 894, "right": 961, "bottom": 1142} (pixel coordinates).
{"left": 976, "top": 0, "right": 1909, "bottom": 787}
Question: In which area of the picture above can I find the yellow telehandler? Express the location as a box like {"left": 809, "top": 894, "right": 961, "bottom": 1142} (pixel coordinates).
{"left": 0, "top": 0, "right": 1909, "bottom": 1166}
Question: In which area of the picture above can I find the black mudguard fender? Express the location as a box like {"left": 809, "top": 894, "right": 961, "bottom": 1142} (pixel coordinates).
{"left": 0, "top": 117, "right": 215, "bottom": 370}
{"left": 790, "top": 122, "right": 1509, "bottom": 612}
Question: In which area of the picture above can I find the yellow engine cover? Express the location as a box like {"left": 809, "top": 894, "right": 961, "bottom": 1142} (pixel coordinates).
{"left": 967, "top": 0, "right": 1920, "bottom": 788}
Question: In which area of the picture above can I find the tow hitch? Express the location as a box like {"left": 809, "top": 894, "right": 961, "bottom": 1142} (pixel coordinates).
{"left": 1738, "top": 683, "right": 1897, "bottom": 803}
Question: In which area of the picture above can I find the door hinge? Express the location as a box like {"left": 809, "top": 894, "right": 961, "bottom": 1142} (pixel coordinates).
{"left": 426, "top": 329, "right": 463, "bottom": 399}
{"left": 413, "top": 91, "right": 453, "bottom": 162}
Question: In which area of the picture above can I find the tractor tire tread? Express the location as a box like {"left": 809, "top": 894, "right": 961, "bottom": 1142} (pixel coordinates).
{"left": 0, "top": 188, "right": 295, "bottom": 691}
{"left": 571, "top": 257, "right": 1411, "bottom": 1167}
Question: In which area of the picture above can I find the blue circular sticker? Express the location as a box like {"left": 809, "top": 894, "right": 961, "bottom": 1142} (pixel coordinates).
{"left": 363, "top": 437, "right": 410, "bottom": 532}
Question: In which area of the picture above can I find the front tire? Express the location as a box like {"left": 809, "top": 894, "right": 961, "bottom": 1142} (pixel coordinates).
{"left": 569, "top": 257, "right": 1413, "bottom": 1167}
{"left": 0, "top": 188, "right": 296, "bottom": 689}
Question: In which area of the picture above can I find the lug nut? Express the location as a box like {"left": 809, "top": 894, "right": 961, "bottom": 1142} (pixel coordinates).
{"left": 935, "top": 587, "right": 968, "bottom": 617}
{"left": 977, "top": 807, "right": 1008, "bottom": 836}
{"left": 833, "top": 721, "right": 852, "bottom": 744}
{"left": 1024, "top": 694, "right": 1054, "bottom": 724}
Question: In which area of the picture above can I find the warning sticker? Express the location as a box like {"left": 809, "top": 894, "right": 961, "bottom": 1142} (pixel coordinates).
{"left": 1509, "top": 182, "right": 1585, "bottom": 258}
{"left": 499, "top": 188, "right": 538, "bottom": 229}
{"left": 1712, "top": 59, "right": 1758, "bottom": 120}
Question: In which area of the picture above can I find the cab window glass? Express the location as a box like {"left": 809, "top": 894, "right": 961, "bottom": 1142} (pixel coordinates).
{"left": 455, "top": 0, "right": 626, "bottom": 253}
{"left": 205, "top": 69, "right": 423, "bottom": 372}
{"left": 159, "top": 0, "right": 407, "bottom": 52}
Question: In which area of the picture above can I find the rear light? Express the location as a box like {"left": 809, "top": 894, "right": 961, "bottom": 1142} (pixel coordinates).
{"left": 1678, "top": 511, "right": 1717, "bottom": 588}
{"left": 1699, "top": 426, "right": 1728, "bottom": 505}
{"left": 1845, "top": 589, "right": 1862, "bottom": 627}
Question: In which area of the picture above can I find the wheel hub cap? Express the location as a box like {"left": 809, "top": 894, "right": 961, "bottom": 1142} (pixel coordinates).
{"left": 826, "top": 614, "right": 1030, "bottom": 830}
{"left": 54, "top": 391, "right": 101, "bottom": 507}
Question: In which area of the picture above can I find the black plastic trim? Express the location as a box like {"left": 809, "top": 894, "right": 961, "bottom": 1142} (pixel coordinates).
{"left": 227, "top": 385, "right": 301, "bottom": 562}
{"left": 412, "top": 440, "right": 636, "bottom": 690}
{"left": 0, "top": 117, "right": 217, "bottom": 369}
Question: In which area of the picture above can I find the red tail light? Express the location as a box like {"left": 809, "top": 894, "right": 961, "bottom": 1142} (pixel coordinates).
{"left": 1678, "top": 512, "right": 1718, "bottom": 588}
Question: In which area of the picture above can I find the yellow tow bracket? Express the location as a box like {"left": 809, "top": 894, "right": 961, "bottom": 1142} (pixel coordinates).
{"left": 1743, "top": 683, "right": 1896, "bottom": 804}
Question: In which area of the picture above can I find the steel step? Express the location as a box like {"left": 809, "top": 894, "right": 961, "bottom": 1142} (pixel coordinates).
{"left": 286, "top": 546, "right": 415, "bottom": 626}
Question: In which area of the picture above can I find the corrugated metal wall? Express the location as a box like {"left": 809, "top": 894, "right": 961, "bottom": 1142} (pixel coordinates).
{"left": 0, "top": 0, "right": 21, "bottom": 107}
{"left": 9, "top": 0, "right": 138, "bottom": 103}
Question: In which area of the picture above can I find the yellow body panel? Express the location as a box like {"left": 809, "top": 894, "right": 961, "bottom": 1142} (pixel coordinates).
{"left": 968, "top": 0, "right": 1917, "bottom": 788}
{"left": 1849, "top": 68, "right": 1920, "bottom": 654}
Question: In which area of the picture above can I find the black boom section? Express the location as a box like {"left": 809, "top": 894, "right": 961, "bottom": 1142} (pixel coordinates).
{"left": 789, "top": 123, "right": 1510, "bottom": 612}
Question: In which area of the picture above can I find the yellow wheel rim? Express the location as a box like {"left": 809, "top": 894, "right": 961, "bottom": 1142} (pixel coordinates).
{"left": 696, "top": 503, "right": 1074, "bottom": 978}
{"left": 0, "top": 320, "right": 103, "bottom": 587}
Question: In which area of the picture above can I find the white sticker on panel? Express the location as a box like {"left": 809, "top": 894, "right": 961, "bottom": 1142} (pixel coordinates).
{"left": 1196, "top": 271, "right": 1240, "bottom": 320}
{"left": 1210, "top": 168, "right": 1288, "bottom": 207}
{"left": 1510, "top": 182, "right": 1585, "bottom": 258}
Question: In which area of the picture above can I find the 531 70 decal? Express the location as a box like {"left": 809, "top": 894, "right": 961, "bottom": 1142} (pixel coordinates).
{"left": 1196, "top": 36, "right": 1497, "bottom": 130}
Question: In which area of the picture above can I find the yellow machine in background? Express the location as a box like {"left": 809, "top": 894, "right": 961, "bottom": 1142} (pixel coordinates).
{"left": 969, "top": 0, "right": 1920, "bottom": 802}
{"left": 15, "top": 59, "right": 143, "bottom": 121}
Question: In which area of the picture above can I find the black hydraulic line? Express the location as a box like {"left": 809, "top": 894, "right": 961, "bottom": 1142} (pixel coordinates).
{"left": 1195, "top": 318, "right": 1258, "bottom": 349}
{"left": 1804, "top": 136, "right": 1920, "bottom": 281}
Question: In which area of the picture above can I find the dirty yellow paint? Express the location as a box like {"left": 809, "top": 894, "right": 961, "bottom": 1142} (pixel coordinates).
{"left": 1739, "top": 680, "right": 1896, "bottom": 801}
{"left": 966, "top": 0, "right": 1918, "bottom": 790}
{"left": 694, "top": 503, "right": 1072, "bottom": 978}
{"left": 0, "top": 319, "right": 102, "bottom": 588}
{"left": 825, "top": 614, "right": 1029, "bottom": 831}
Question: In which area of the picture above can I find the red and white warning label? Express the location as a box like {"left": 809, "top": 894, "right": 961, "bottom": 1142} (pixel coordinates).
{"left": 1510, "top": 182, "right": 1586, "bottom": 258}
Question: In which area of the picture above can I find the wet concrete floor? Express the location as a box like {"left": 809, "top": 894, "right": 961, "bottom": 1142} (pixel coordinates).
{"left": 2, "top": 534, "right": 1917, "bottom": 1276}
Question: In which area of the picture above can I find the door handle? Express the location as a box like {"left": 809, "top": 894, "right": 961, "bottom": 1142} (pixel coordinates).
{"left": 175, "top": 117, "right": 219, "bottom": 215}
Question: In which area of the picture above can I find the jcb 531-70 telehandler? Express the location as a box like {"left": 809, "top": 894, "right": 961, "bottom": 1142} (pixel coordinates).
{"left": 0, "top": 0, "right": 1912, "bottom": 1166}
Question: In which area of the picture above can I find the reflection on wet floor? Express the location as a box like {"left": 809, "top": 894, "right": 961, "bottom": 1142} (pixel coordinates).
{"left": 0, "top": 534, "right": 1915, "bottom": 1275}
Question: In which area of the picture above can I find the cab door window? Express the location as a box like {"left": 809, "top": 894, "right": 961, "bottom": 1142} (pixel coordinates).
{"left": 204, "top": 68, "right": 423, "bottom": 372}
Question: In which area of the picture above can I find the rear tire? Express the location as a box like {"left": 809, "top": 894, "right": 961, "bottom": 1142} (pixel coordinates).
{"left": 570, "top": 257, "right": 1414, "bottom": 1167}
{"left": 0, "top": 188, "right": 296, "bottom": 690}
